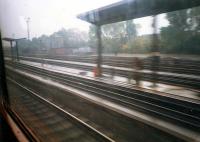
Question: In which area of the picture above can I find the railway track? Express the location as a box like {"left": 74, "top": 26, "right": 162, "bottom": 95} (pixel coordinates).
{"left": 19, "top": 55, "right": 200, "bottom": 76}
{"left": 13, "top": 57, "right": 200, "bottom": 89}
{"left": 7, "top": 78, "right": 114, "bottom": 142}
{"left": 6, "top": 61, "right": 200, "bottom": 133}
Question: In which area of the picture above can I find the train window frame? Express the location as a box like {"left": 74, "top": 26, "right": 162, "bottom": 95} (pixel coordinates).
{"left": 1, "top": 0, "right": 200, "bottom": 141}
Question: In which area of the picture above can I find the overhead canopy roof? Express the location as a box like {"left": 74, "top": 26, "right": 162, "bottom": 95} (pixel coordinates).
{"left": 2, "top": 37, "right": 26, "bottom": 42}
{"left": 77, "top": 0, "right": 200, "bottom": 26}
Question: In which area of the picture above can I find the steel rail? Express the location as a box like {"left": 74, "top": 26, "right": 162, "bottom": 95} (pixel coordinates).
{"left": 14, "top": 57, "right": 200, "bottom": 89}
{"left": 6, "top": 62, "right": 200, "bottom": 132}
{"left": 7, "top": 77, "right": 115, "bottom": 142}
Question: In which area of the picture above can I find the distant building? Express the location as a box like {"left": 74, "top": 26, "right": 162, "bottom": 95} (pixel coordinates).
{"left": 50, "top": 35, "right": 64, "bottom": 49}
{"left": 72, "top": 46, "right": 95, "bottom": 55}
{"left": 48, "top": 47, "right": 73, "bottom": 55}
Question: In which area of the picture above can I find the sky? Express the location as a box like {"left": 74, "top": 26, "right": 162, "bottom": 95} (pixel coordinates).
{"left": 0, "top": 0, "right": 169, "bottom": 40}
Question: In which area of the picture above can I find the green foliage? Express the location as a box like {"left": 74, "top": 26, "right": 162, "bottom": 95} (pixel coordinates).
{"left": 102, "top": 22, "right": 126, "bottom": 54}
{"left": 102, "top": 20, "right": 138, "bottom": 54}
{"left": 88, "top": 7, "right": 200, "bottom": 55}
{"left": 160, "top": 7, "right": 200, "bottom": 54}
{"left": 126, "top": 20, "right": 137, "bottom": 40}
{"left": 88, "top": 25, "right": 97, "bottom": 48}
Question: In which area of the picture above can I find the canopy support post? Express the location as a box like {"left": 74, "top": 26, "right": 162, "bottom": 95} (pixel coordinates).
{"left": 10, "top": 41, "right": 14, "bottom": 61}
{"left": 16, "top": 41, "right": 19, "bottom": 61}
{"left": 96, "top": 25, "right": 102, "bottom": 77}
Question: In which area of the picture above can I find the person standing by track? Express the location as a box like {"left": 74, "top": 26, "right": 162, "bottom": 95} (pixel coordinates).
{"left": 132, "top": 57, "right": 143, "bottom": 86}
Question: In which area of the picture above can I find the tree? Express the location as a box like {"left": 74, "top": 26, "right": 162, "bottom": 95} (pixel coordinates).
{"left": 88, "top": 25, "right": 98, "bottom": 49}
{"left": 88, "top": 20, "right": 139, "bottom": 54}
{"left": 160, "top": 7, "right": 200, "bottom": 54}
{"left": 126, "top": 20, "right": 137, "bottom": 41}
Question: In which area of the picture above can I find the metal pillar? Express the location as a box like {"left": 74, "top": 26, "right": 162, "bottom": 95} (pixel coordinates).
{"left": 96, "top": 25, "right": 102, "bottom": 77}
{"left": 26, "top": 17, "right": 30, "bottom": 40}
{"left": 15, "top": 41, "right": 19, "bottom": 61}
{"left": 152, "top": 16, "right": 159, "bottom": 53}
{"left": 10, "top": 41, "right": 14, "bottom": 61}
{"left": 151, "top": 15, "right": 160, "bottom": 86}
